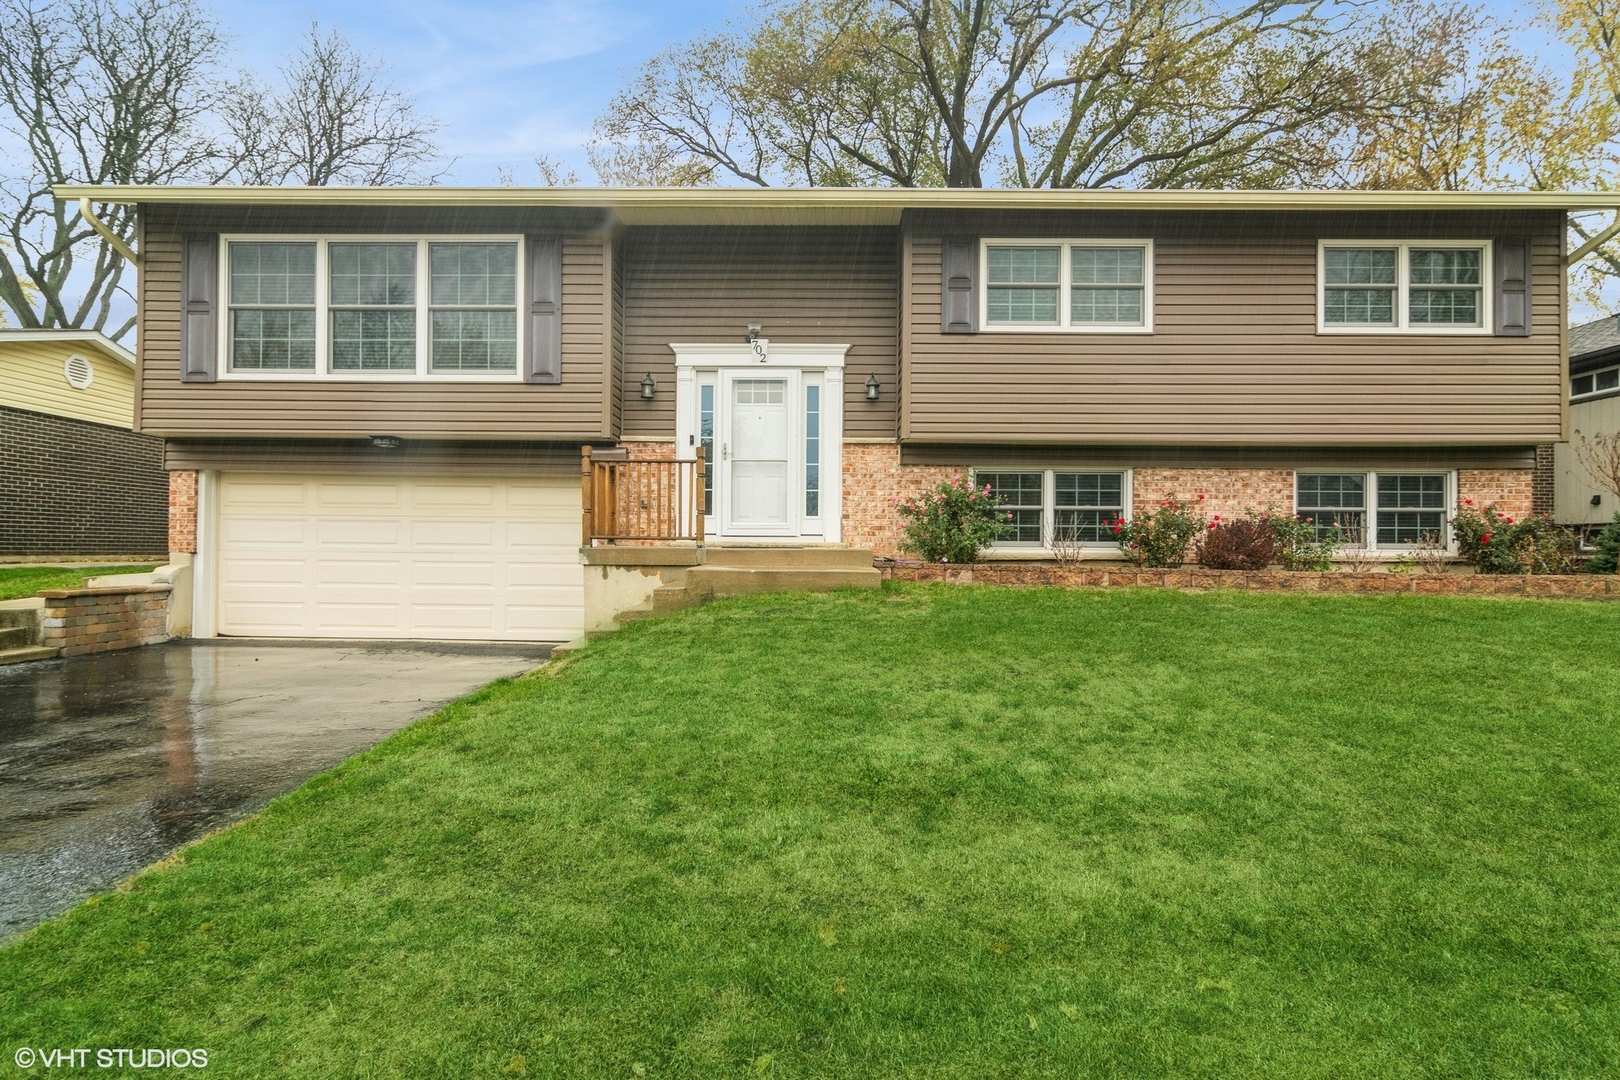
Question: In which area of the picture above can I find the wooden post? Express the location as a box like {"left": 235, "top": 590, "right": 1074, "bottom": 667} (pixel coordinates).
{"left": 580, "top": 445, "right": 593, "bottom": 546}
{"left": 694, "top": 445, "right": 706, "bottom": 543}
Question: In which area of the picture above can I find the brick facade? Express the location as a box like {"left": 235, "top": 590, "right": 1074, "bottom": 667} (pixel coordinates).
{"left": 39, "top": 584, "right": 171, "bottom": 657}
{"left": 168, "top": 470, "right": 198, "bottom": 554}
{"left": 604, "top": 441, "right": 1539, "bottom": 556}
{"left": 1457, "top": 469, "right": 1535, "bottom": 519}
{"left": 0, "top": 404, "right": 167, "bottom": 557}
{"left": 842, "top": 443, "right": 951, "bottom": 556}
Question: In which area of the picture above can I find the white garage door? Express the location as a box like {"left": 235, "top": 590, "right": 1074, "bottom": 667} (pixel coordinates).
{"left": 216, "top": 474, "right": 583, "bottom": 642}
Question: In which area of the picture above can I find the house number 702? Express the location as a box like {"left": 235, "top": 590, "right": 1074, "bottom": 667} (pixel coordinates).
{"left": 751, "top": 338, "right": 769, "bottom": 362}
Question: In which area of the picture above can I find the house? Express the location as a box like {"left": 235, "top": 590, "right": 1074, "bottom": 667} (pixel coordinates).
{"left": 1554, "top": 314, "right": 1620, "bottom": 527}
{"left": 54, "top": 185, "right": 1600, "bottom": 642}
{"left": 0, "top": 329, "right": 168, "bottom": 558}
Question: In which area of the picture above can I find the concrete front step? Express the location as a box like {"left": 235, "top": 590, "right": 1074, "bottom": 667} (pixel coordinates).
{"left": 702, "top": 546, "right": 876, "bottom": 570}
{"left": 684, "top": 565, "right": 881, "bottom": 598}
{"left": 0, "top": 645, "right": 59, "bottom": 666}
{"left": 0, "top": 626, "right": 31, "bottom": 650}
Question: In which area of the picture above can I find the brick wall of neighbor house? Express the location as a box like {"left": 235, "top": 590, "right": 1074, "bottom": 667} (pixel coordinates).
{"left": 0, "top": 404, "right": 168, "bottom": 557}
{"left": 39, "top": 584, "right": 171, "bottom": 657}
{"left": 168, "top": 470, "right": 198, "bottom": 554}
{"left": 1458, "top": 469, "right": 1535, "bottom": 518}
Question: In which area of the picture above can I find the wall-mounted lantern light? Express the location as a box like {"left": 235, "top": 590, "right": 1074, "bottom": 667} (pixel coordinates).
{"left": 865, "top": 372, "right": 881, "bottom": 401}
{"left": 1593, "top": 493, "right": 1604, "bottom": 506}
{"left": 369, "top": 435, "right": 402, "bottom": 451}
{"left": 640, "top": 372, "right": 657, "bottom": 400}
{"left": 745, "top": 324, "right": 762, "bottom": 343}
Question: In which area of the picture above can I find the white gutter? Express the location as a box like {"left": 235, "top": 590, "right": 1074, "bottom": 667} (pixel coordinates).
{"left": 78, "top": 197, "right": 139, "bottom": 265}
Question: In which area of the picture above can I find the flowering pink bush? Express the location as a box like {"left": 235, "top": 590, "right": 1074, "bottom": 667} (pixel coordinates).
{"left": 1113, "top": 495, "right": 1204, "bottom": 567}
{"left": 895, "top": 475, "right": 1011, "bottom": 563}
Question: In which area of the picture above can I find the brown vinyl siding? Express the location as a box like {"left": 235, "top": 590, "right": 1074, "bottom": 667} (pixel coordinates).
{"left": 619, "top": 226, "right": 898, "bottom": 441}
{"left": 904, "top": 210, "right": 1565, "bottom": 446}
{"left": 163, "top": 437, "right": 590, "bottom": 477}
{"left": 137, "top": 205, "right": 612, "bottom": 440}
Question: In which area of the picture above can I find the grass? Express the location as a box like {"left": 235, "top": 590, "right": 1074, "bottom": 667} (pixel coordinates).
{"left": 0, "top": 564, "right": 158, "bottom": 601}
{"left": 3, "top": 585, "right": 1619, "bottom": 1078}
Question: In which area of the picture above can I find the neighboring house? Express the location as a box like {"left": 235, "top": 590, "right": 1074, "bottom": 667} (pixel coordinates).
{"left": 1554, "top": 314, "right": 1620, "bottom": 527}
{"left": 0, "top": 329, "right": 168, "bottom": 557}
{"left": 55, "top": 185, "right": 1601, "bottom": 642}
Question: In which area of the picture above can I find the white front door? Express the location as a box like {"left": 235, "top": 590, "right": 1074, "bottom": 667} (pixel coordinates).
{"left": 721, "top": 372, "right": 796, "bottom": 535}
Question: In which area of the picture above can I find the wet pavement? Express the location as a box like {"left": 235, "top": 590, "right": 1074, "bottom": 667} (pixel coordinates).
{"left": 0, "top": 640, "right": 548, "bottom": 940}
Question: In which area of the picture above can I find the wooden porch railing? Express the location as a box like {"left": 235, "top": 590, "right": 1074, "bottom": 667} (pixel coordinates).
{"left": 582, "top": 446, "right": 706, "bottom": 544}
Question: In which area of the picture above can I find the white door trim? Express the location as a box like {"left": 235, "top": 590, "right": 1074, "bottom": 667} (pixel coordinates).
{"left": 672, "top": 343, "right": 847, "bottom": 543}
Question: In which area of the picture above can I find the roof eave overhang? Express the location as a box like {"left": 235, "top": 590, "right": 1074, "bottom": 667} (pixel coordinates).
{"left": 52, "top": 184, "right": 1620, "bottom": 228}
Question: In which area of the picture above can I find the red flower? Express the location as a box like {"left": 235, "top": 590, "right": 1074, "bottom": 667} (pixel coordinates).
{"left": 1463, "top": 498, "right": 1473, "bottom": 505}
{"left": 1197, "top": 493, "right": 1205, "bottom": 500}
{"left": 1481, "top": 532, "right": 1493, "bottom": 544}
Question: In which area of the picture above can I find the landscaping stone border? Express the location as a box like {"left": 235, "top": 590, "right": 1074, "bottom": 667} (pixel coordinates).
{"left": 878, "top": 561, "right": 1620, "bottom": 599}
{"left": 38, "top": 584, "right": 171, "bottom": 657}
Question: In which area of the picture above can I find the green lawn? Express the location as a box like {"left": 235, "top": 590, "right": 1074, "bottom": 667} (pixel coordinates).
{"left": 3, "top": 586, "right": 1619, "bottom": 1078}
{"left": 0, "top": 564, "right": 158, "bottom": 601}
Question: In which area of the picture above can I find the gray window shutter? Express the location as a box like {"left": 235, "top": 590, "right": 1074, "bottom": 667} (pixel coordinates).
{"left": 180, "top": 233, "right": 218, "bottom": 382}
{"left": 525, "top": 234, "right": 562, "bottom": 383}
{"left": 940, "top": 236, "right": 978, "bottom": 334}
{"left": 1495, "top": 237, "right": 1531, "bottom": 337}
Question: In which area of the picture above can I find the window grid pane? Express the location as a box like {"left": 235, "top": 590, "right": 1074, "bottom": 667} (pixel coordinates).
{"left": 1324, "top": 249, "right": 1397, "bottom": 285}
{"left": 1071, "top": 247, "right": 1142, "bottom": 285}
{"left": 1053, "top": 472, "right": 1124, "bottom": 542}
{"left": 1071, "top": 288, "right": 1142, "bottom": 324}
{"left": 1410, "top": 289, "right": 1479, "bottom": 325}
{"left": 430, "top": 310, "right": 517, "bottom": 372}
{"left": 329, "top": 243, "right": 415, "bottom": 306}
{"left": 1599, "top": 368, "right": 1620, "bottom": 392}
{"left": 987, "top": 247, "right": 1060, "bottom": 284}
{"left": 230, "top": 309, "right": 316, "bottom": 371}
{"left": 1297, "top": 474, "right": 1367, "bottom": 543}
{"left": 331, "top": 310, "right": 416, "bottom": 371}
{"left": 979, "top": 471, "right": 1044, "bottom": 544}
{"left": 987, "top": 287, "right": 1059, "bottom": 324}
{"left": 1376, "top": 474, "right": 1447, "bottom": 546}
{"left": 230, "top": 242, "right": 316, "bottom": 305}
{"left": 428, "top": 242, "right": 518, "bottom": 372}
{"left": 1325, "top": 288, "right": 1395, "bottom": 324}
{"left": 1409, "top": 249, "right": 1481, "bottom": 285}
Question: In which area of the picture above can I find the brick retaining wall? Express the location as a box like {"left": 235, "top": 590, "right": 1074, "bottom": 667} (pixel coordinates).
{"left": 39, "top": 584, "right": 172, "bottom": 657}
{"left": 879, "top": 561, "right": 1620, "bottom": 599}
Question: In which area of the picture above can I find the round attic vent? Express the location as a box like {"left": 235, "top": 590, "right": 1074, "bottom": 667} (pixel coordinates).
{"left": 63, "top": 354, "right": 94, "bottom": 390}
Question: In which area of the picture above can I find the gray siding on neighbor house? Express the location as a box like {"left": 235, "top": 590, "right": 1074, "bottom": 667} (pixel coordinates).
{"left": 619, "top": 226, "right": 899, "bottom": 441}
{"left": 902, "top": 209, "right": 1566, "bottom": 446}
{"left": 137, "top": 205, "right": 617, "bottom": 440}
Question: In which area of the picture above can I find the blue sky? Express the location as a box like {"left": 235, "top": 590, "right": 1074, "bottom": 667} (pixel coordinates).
{"left": 212, "top": 0, "right": 1575, "bottom": 187}
{"left": 213, "top": 0, "right": 747, "bottom": 184}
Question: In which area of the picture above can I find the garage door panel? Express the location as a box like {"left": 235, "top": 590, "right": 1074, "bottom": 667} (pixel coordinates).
{"left": 317, "top": 559, "right": 404, "bottom": 586}
{"left": 413, "top": 521, "right": 493, "bottom": 547}
{"left": 222, "top": 482, "right": 310, "bottom": 510}
{"left": 317, "top": 483, "right": 403, "bottom": 509}
{"left": 217, "top": 473, "right": 583, "bottom": 642}
{"left": 317, "top": 519, "right": 404, "bottom": 546}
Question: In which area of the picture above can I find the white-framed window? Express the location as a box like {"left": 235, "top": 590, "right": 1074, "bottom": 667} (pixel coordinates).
{"left": 974, "top": 469, "right": 1131, "bottom": 548}
{"left": 980, "top": 239, "right": 1153, "bottom": 332}
{"left": 220, "top": 235, "right": 524, "bottom": 380}
{"left": 1295, "top": 471, "right": 1455, "bottom": 549}
{"left": 1572, "top": 364, "right": 1620, "bottom": 400}
{"left": 1317, "top": 241, "right": 1491, "bottom": 334}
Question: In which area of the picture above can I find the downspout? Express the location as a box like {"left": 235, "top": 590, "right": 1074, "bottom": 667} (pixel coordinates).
{"left": 78, "top": 197, "right": 139, "bottom": 265}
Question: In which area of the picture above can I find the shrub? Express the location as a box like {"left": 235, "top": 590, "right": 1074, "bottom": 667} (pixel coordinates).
{"left": 1590, "top": 512, "right": 1620, "bottom": 574}
{"left": 1198, "top": 517, "right": 1279, "bottom": 570}
{"left": 1264, "top": 511, "right": 1338, "bottom": 572}
{"left": 896, "top": 475, "right": 1010, "bottom": 563}
{"left": 1113, "top": 495, "right": 1203, "bottom": 568}
{"left": 1452, "top": 502, "right": 1574, "bottom": 574}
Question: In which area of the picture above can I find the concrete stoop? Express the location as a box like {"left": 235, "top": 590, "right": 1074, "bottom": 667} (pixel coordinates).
{"left": 586, "top": 545, "right": 879, "bottom": 637}
{"left": 0, "top": 598, "right": 57, "bottom": 666}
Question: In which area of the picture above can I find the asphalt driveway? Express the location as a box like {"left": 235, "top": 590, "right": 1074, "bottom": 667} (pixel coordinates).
{"left": 0, "top": 640, "right": 547, "bottom": 940}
